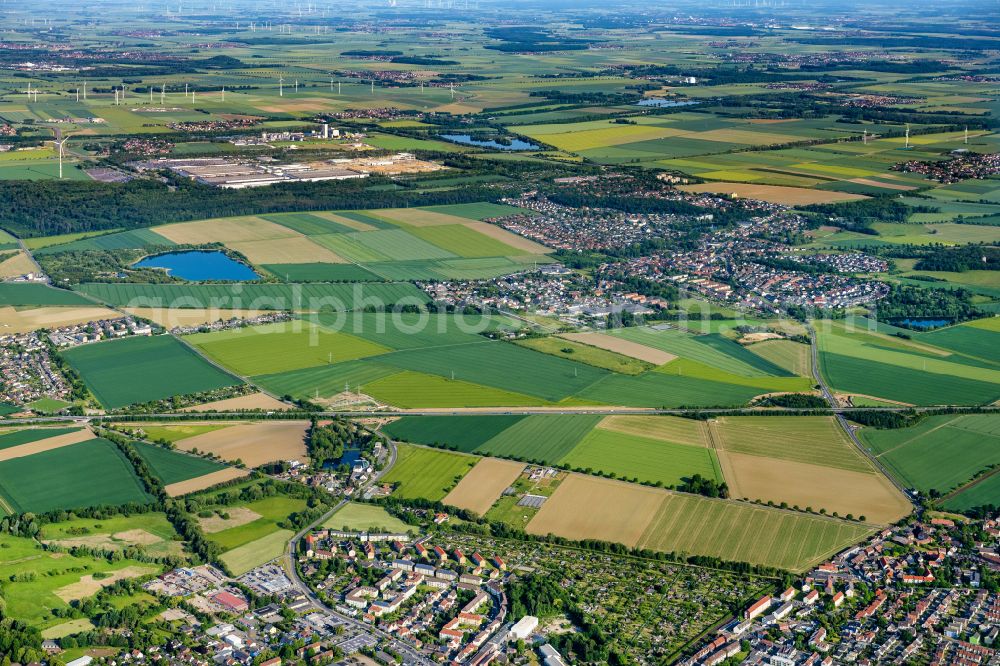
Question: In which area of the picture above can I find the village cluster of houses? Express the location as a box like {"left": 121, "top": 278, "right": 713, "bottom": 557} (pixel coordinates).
{"left": 0, "top": 330, "right": 70, "bottom": 407}
{"left": 302, "top": 530, "right": 531, "bottom": 665}
{"left": 683, "top": 516, "right": 1000, "bottom": 665}
{"left": 48, "top": 317, "right": 153, "bottom": 347}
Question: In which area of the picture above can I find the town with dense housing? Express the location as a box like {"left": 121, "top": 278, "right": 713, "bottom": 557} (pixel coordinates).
{"left": 0, "top": 0, "right": 999, "bottom": 664}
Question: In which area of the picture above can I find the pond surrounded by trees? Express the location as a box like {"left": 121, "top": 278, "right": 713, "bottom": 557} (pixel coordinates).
{"left": 133, "top": 250, "right": 259, "bottom": 281}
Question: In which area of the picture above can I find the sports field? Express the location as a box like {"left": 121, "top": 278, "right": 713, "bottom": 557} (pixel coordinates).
{"left": 0, "top": 438, "right": 153, "bottom": 514}
{"left": 861, "top": 414, "right": 1000, "bottom": 496}
{"left": 62, "top": 335, "right": 242, "bottom": 409}
{"left": 382, "top": 444, "right": 477, "bottom": 501}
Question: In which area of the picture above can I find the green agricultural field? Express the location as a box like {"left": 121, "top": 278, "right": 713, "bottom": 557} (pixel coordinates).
{"left": 608, "top": 327, "right": 793, "bottom": 377}
{"left": 420, "top": 202, "right": 527, "bottom": 220}
{"left": 312, "top": 311, "right": 518, "bottom": 350}
{"left": 637, "top": 493, "right": 873, "bottom": 572}
{"left": 263, "top": 263, "right": 381, "bottom": 282}
{"left": 72, "top": 281, "right": 427, "bottom": 311}
{"left": 561, "top": 428, "right": 722, "bottom": 487}
{"left": 745, "top": 340, "right": 813, "bottom": 377}
{"left": 132, "top": 441, "right": 229, "bottom": 486}
{"left": 407, "top": 224, "right": 524, "bottom": 258}
{"left": 22, "top": 229, "right": 123, "bottom": 250}
{"left": 25, "top": 397, "right": 73, "bottom": 414}
{"left": 382, "top": 444, "right": 477, "bottom": 501}
{"left": 33, "top": 228, "right": 174, "bottom": 255}
{"left": 188, "top": 321, "right": 390, "bottom": 376}
{"left": 140, "top": 424, "right": 230, "bottom": 443}
{"left": 262, "top": 212, "right": 353, "bottom": 235}
{"left": 577, "top": 371, "right": 770, "bottom": 408}
{"left": 860, "top": 414, "right": 1000, "bottom": 496}
{"left": 0, "top": 533, "right": 160, "bottom": 628}
{"left": 39, "top": 512, "right": 184, "bottom": 559}
{"left": 324, "top": 502, "right": 415, "bottom": 534}
{"left": 0, "top": 427, "right": 82, "bottom": 450}
{"left": 220, "top": 529, "right": 294, "bottom": 575}
{"left": 515, "top": 336, "right": 652, "bottom": 375}
{"left": 253, "top": 359, "right": 402, "bottom": 401}
{"left": 205, "top": 495, "right": 309, "bottom": 552}
{"left": 817, "top": 323, "right": 1000, "bottom": 405}
{"left": 0, "top": 438, "right": 154, "bottom": 514}
{"left": 374, "top": 340, "right": 607, "bottom": 402}
{"left": 918, "top": 321, "right": 1000, "bottom": 366}
{"left": 62, "top": 335, "right": 242, "bottom": 409}
{"left": 0, "top": 283, "right": 95, "bottom": 306}
{"left": 476, "top": 415, "right": 602, "bottom": 461}
{"left": 382, "top": 415, "right": 527, "bottom": 452}
{"left": 713, "top": 417, "right": 871, "bottom": 473}
{"left": 365, "top": 370, "right": 547, "bottom": 408}
{"left": 944, "top": 473, "right": 1000, "bottom": 513}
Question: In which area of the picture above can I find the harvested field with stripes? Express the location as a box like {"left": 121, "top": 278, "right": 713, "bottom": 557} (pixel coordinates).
{"left": 526, "top": 473, "right": 873, "bottom": 571}
{"left": 443, "top": 458, "right": 525, "bottom": 516}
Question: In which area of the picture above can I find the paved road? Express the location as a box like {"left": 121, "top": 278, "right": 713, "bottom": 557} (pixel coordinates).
{"left": 10, "top": 403, "right": 994, "bottom": 428}
{"left": 808, "top": 322, "right": 915, "bottom": 502}
{"left": 279, "top": 441, "right": 433, "bottom": 666}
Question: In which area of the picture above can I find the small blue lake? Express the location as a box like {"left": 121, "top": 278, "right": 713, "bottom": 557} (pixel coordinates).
{"left": 134, "top": 251, "right": 258, "bottom": 282}
{"left": 893, "top": 318, "right": 953, "bottom": 330}
{"left": 324, "top": 448, "right": 362, "bottom": 470}
{"left": 440, "top": 134, "right": 541, "bottom": 151}
{"left": 637, "top": 99, "right": 701, "bottom": 108}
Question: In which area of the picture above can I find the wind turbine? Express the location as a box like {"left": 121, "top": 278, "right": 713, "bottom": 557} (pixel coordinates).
{"left": 294, "top": 79, "right": 299, "bottom": 94}
{"left": 53, "top": 135, "right": 67, "bottom": 179}
{"left": 279, "top": 75, "right": 284, "bottom": 97}
{"left": 221, "top": 86, "right": 225, "bottom": 102}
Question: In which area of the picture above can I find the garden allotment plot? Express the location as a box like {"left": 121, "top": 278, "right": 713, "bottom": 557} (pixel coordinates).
{"left": 62, "top": 335, "right": 242, "bottom": 409}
